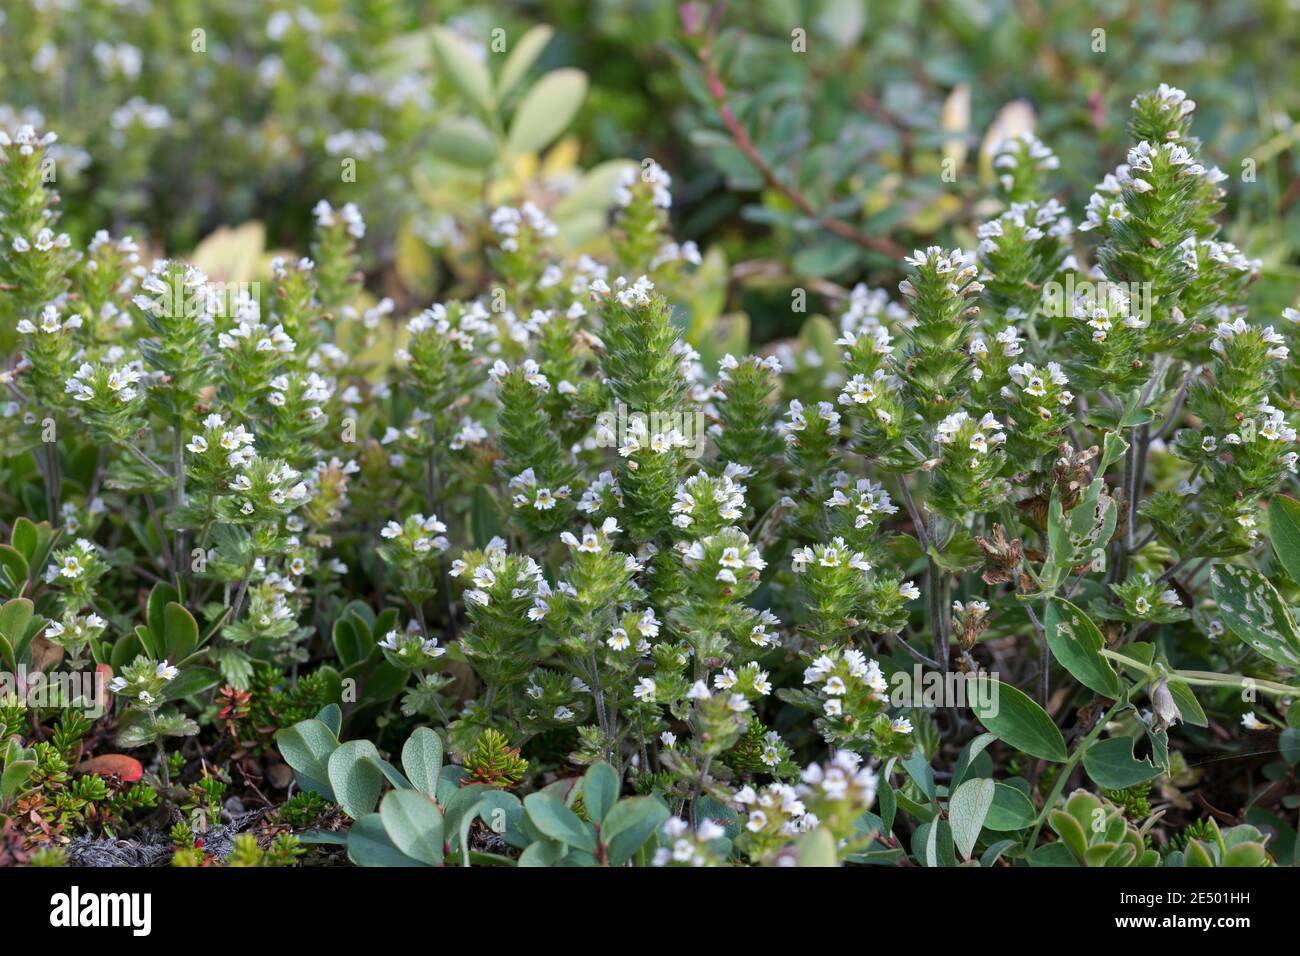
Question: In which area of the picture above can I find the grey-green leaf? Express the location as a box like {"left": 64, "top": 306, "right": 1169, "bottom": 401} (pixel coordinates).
{"left": 432, "top": 27, "right": 494, "bottom": 111}
{"left": 523, "top": 792, "right": 596, "bottom": 851}
{"left": 583, "top": 762, "right": 619, "bottom": 824}
{"left": 429, "top": 116, "right": 499, "bottom": 168}
{"left": 275, "top": 718, "right": 339, "bottom": 799}
{"left": 600, "top": 796, "right": 668, "bottom": 866}
{"left": 497, "top": 25, "right": 553, "bottom": 98}
{"left": 348, "top": 813, "right": 426, "bottom": 867}
{"left": 327, "top": 740, "right": 386, "bottom": 820}
{"left": 380, "top": 789, "right": 444, "bottom": 865}
{"left": 948, "top": 777, "right": 995, "bottom": 860}
{"left": 401, "top": 727, "right": 443, "bottom": 796}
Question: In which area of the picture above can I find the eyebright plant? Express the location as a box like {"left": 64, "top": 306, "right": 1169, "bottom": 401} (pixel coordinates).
{"left": 1, "top": 84, "right": 1298, "bottom": 869}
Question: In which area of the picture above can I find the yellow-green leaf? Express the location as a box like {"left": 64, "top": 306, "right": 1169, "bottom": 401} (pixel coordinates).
{"left": 507, "top": 69, "right": 588, "bottom": 155}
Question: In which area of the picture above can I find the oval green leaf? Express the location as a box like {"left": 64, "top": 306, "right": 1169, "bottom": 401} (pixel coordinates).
{"left": 506, "top": 68, "right": 588, "bottom": 155}
{"left": 327, "top": 740, "right": 386, "bottom": 820}
{"left": 1210, "top": 564, "right": 1300, "bottom": 667}
{"left": 1044, "top": 597, "right": 1121, "bottom": 698}
{"left": 948, "top": 777, "right": 995, "bottom": 860}
{"left": 970, "top": 677, "right": 1067, "bottom": 763}
{"left": 430, "top": 116, "right": 499, "bottom": 168}
{"left": 380, "top": 789, "right": 444, "bottom": 865}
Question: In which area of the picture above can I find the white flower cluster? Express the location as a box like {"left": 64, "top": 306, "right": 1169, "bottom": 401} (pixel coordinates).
{"left": 188, "top": 414, "right": 256, "bottom": 468}
{"left": 652, "top": 817, "right": 726, "bottom": 867}
{"left": 825, "top": 475, "right": 899, "bottom": 528}
{"left": 713, "top": 661, "right": 773, "bottom": 697}
{"left": 10, "top": 225, "right": 72, "bottom": 254}
{"left": 589, "top": 273, "right": 657, "bottom": 310}
{"left": 669, "top": 465, "right": 748, "bottom": 529}
{"left": 218, "top": 317, "right": 295, "bottom": 354}
{"left": 1136, "top": 83, "right": 1196, "bottom": 118}
{"left": 1080, "top": 136, "right": 1227, "bottom": 232}
{"left": 1211, "top": 317, "right": 1288, "bottom": 360}
{"left": 232, "top": 461, "right": 309, "bottom": 513}
{"left": 450, "top": 539, "right": 552, "bottom": 618}
{"left": 716, "top": 352, "right": 782, "bottom": 385}
{"left": 576, "top": 470, "right": 621, "bottom": 515}
{"left": 380, "top": 513, "right": 450, "bottom": 553}
{"left": 791, "top": 537, "right": 871, "bottom": 574}
{"left": 378, "top": 624, "right": 446, "bottom": 660}
{"left": 992, "top": 131, "right": 1060, "bottom": 191}
{"left": 611, "top": 415, "right": 694, "bottom": 458}
{"left": 1201, "top": 401, "right": 1298, "bottom": 455}
{"left": 45, "top": 538, "right": 98, "bottom": 582}
{"left": 899, "top": 246, "right": 981, "bottom": 296}
{"left": 783, "top": 398, "right": 841, "bottom": 443}
{"left": 109, "top": 97, "right": 170, "bottom": 131}
{"left": 489, "top": 357, "right": 550, "bottom": 392}
{"left": 108, "top": 659, "right": 178, "bottom": 706}
{"left": 735, "top": 782, "right": 812, "bottom": 836}
{"left": 970, "top": 325, "right": 1025, "bottom": 367}
{"left": 650, "top": 240, "right": 701, "bottom": 269}
{"left": 559, "top": 516, "right": 622, "bottom": 554}
{"left": 449, "top": 417, "right": 488, "bottom": 451}
{"left": 798, "top": 749, "right": 879, "bottom": 808}
{"left": 313, "top": 199, "right": 365, "bottom": 238}
{"left": 746, "top": 609, "right": 782, "bottom": 649}
{"left": 1005, "top": 361, "right": 1074, "bottom": 406}
{"left": 16, "top": 304, "right": 81, "bottom": 335}
{"left": 65, "top": 360, "right": 143, "bottom": 403}
{"left": 509, "top": 467, "right": 572, "bottom": 512}
{"left": 935, "top": 410, "right": 1006, "bottom": 454}
{"left": 838, "top": 283, "right": 909, "bottom": 337}
{"left": 490, "top": 202, "right": 557, "bottom": 250}
{"left": 606, "top": 608, "right": 660, "bottom": 651}
{"left": 0, "top": 124, "right": 58, "bottom": 155}
{"left": 614, "top": 160, "right": 672, "bottom": 208}
{"left": 975, "top": 198, "right": 1072, "bottom": 255}
{"left": 803, "top": 648, "right": 887, "bottom": 712}
{"left": 681, "top": 533, "right": 767, "bottom": 583}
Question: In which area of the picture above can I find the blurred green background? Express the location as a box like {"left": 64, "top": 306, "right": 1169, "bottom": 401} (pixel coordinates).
{"left": 2, "top": 0, "right": 1297, "bottom": 344}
